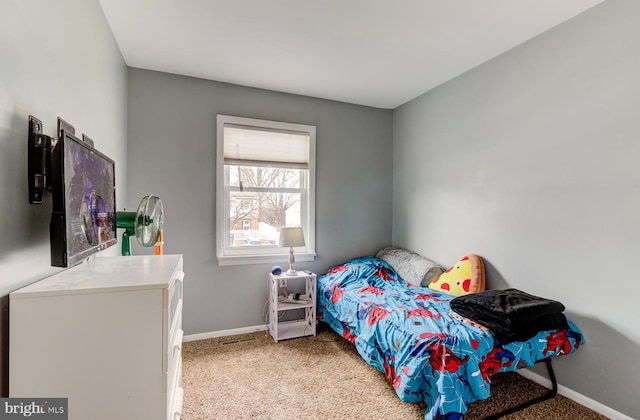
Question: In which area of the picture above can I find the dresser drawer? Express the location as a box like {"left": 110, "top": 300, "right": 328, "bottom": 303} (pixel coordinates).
{"left": 169, "top": 384, "right": 184, "bottom": 420}
{"left": 165, "top": 342, "right": 183, "bottom": 420}
{"left": 163, "top": 269, "right": 184, "bottom": 374}
{"left": 168, "top": 326, "right": 183, "bottom": 388}
{"left": 169, "top": 271, "right": 184, "bottom": 334}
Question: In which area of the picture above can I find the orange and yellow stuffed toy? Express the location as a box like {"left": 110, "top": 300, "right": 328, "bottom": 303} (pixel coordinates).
{"left": 428, "top": 254, "right": 485, "bottom": 297}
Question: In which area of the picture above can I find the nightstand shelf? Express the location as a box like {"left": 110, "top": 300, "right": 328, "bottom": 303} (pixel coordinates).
{"left": 268, "top": 271, "right": 316, "bottom": 342}
{"left": 275, "top": 300, "right": 314, "bottom": 311}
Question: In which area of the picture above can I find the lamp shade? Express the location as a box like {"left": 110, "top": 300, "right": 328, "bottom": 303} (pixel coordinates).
{"left": 279, "top": 227, "right": 305, "bottom": 248}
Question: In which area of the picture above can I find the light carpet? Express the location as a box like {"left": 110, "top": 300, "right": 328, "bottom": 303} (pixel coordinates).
{"left": 182, "top": 325, "right": 607, "bottom": 419}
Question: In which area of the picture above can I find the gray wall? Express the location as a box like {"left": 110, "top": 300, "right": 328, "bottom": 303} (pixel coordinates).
{"left": 3, "top": 0, "right": 630, "bottom": 415}
{"left": 0, "top": 0, "right": 128, "bottom": 396}
{"left": 127, "top": 68, "right": 393, "bottom": 335}
{"left": 393, "top": 0, "right": 639, "bottom": 417}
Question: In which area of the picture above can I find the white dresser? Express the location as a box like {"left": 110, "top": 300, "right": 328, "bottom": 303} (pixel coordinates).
{"left": 9, "top": 254, "right": 184, "bottom": 420}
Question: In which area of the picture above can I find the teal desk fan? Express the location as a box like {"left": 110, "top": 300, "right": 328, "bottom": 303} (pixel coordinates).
{"left": 116, "top": 194, "right": 164, "bottom": 256}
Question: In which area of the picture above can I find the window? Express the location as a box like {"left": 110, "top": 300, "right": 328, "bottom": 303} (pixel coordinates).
{"left": 216, "top": 115, "right": 316, "bottom": 265}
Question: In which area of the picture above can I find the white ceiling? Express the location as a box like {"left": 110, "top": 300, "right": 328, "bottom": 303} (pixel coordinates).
{"left": 99, "top": 0, "right": 605, "bottom": 109}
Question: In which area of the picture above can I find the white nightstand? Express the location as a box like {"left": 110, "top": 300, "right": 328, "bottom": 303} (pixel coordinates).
{"left": 268, "top": 271, "right": 317, "bottom": 342}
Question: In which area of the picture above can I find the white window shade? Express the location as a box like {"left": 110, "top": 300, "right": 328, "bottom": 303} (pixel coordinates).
{"left": 223, "top": 124, "right": 309, "bottom": 167}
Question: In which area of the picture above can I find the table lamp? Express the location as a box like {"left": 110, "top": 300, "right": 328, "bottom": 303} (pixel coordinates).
{"left": 279, "top": 227, "right": 305, "bottom": 275}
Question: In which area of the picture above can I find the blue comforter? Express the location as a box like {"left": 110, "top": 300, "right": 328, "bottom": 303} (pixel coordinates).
{"left": 317, "top": 256, "right": 584, "bottom": 420}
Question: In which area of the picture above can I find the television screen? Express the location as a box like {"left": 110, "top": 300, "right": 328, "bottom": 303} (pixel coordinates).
{"left": 50, "top": 130, "right": 116, "bottom": 267}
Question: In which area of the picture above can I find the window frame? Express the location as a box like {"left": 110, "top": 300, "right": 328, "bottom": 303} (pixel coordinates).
{"left": 216, "top": 114, "right": 316, "bottom": 266}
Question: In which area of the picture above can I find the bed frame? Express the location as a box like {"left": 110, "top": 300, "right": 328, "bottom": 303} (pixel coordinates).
{"left": 317, "top": 255, "right": 582, "bottom": 419}
{"left": 486, "top": 358, "right": 557, "bottom": 419}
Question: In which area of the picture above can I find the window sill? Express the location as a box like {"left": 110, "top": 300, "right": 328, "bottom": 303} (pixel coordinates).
{"left": 217, "top": 252, "right": 317, "bottom": 267}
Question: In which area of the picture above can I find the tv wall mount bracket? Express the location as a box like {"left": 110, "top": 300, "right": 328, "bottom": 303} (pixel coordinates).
{"left": 27, "top": 115, "right": 83, "bottom": 204}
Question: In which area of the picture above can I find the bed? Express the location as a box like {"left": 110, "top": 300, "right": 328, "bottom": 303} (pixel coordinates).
{"left": 317, "top": 255, "right": 584, "bottom": 420}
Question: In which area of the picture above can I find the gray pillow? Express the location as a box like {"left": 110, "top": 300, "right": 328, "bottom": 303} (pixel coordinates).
{"left": 375, "top": 247, "right": 445, "bottom": 287}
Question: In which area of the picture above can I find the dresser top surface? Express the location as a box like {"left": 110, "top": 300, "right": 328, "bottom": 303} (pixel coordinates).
{"left": 11, "top": 254, "right": 183, "bottom": 298}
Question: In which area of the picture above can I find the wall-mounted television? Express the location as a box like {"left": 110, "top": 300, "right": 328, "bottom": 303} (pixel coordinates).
{"left": 49, "top": 130, "right": 117, "bottom": 267}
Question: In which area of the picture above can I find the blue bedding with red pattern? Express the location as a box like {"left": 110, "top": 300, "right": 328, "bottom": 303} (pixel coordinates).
{"left": 317, "top": 256, "right": 584, "bottom": 420}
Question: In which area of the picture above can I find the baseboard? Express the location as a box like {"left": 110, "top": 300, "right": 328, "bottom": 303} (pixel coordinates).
{"left": 183, "top": 324, "right": 268, "bottom": 342}
{"left": 517, "top": 369, "right": 633, "bottom": 420}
